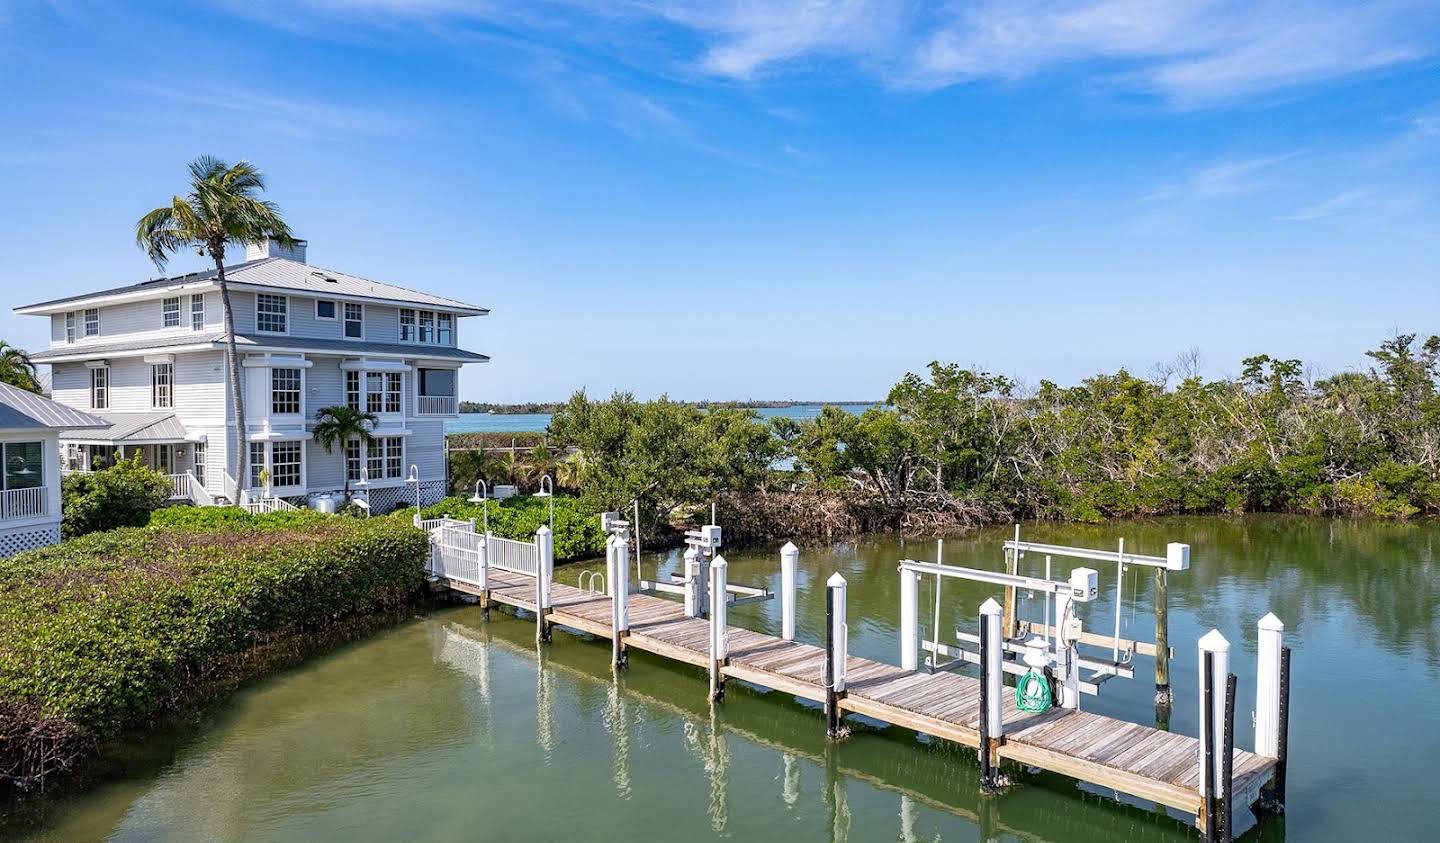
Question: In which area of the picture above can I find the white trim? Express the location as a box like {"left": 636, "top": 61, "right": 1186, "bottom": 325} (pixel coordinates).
{"left": 339, "top": 358, "right": 412, "bottom": 373}
{"left": 36, "top": 343, "right": 221, "bottom": 364}
{"left": 241, "top": 354, "right": 314, "bottom": 369}
{"left": 16, "top": 278, "right": 486, "bottom": 317}
{"left": 342, "top": 301, "right": 366, "bottom": 341}
{"left": 255, "top": 293, "right": 290, "bottom": 335}
{"left": 143, "top": 354, "right": 176, "bottom": 365}
{"left": 315, "top": 299, "right": 338, "bottom": 320}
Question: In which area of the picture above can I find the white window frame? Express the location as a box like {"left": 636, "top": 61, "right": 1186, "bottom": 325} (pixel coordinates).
{"left": 345, "top": 370, "right": 360, "bottom": 410}
{"left": 64, "top": 311, "right": 77, "bottom": 344}
{"left": 399, "top": 308, "right": 416, "bottom": 343}
{"left": 194, "top": 441, "right": 207, "bottom": 486}
{"left": 271, "top": 367, "right": 302, "bottom": 415}
{"left": 162, "top": 296, "right": 182, "bottom": 328}
{"left": 343, "top": 302, "right": 365, "bottom": 340}
{"left": 151, "top": 362, "right": 174, "bottom": 409}
{"left": 250, "top": 441, "right": 306, "bottom": 491}
{"left": 437, "top": 312, "right": 453, "bottom": 345}
{"left": 270, "top": 441, "right": 303, "bottom": 489}
{"left": 256, "top": 294, "right": 289, "bottom": 335}
{"left": 155, "top": 444, "right": 174, "bottom": 474}
{"left": 418, "top": 310, "right": 434, "bottom": 344}
{"left": 191, "top": 294, "right": 206, "bottom": 331}
{"left": 84, "top": 308, "right": 99, "bottom": 337}
{"left": 249, "top": 441, "right": 266, "bottom": 488}
{"left": 345, "top": 437, "right": 364, "bottom": 482}
{"left": 90, "top": 366, "right": 109, "bottom": 410}
{"left": 315, "top": 299, "right": 337, "bottom": 320}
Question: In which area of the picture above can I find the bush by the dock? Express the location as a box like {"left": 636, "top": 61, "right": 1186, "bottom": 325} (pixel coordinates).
{"left": 415, "top": 493, "right": 606, "bottom": 562}
{"left": 0, "top": 517, "right": 428, "bottom": 795}
{"left": 60, "top": 458, "right": 173, "bottom": 539}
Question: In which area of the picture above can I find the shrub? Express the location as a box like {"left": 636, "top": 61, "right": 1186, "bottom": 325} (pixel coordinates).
{"left": 415, "top": 493, "right": 605, "bottom": 562}
{"left": 0, "top": 517, "right": 427, "bottom": 793}
{"left": 60, "top": 458, "right": 172, "bottom": 538}
{"left": 148, "top": 505, "right": 329, "bottom": 531}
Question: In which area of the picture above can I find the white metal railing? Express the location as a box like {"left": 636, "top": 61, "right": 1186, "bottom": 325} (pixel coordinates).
{"left": 432, "top": 524, "right": 485, "bottom": 585}
{"left": 165, "top": 473, "right": 189, "bottom": 500}
{"left": 489, "top": 535, "right": 538, "bottom": 576}
{"left": 418, "top": 395, "right": 458, "bottom": 415}
{"left": 242, "top": 496, "right": 300, "bottom": 515}
{"left": 0, "top": 487, "right": 47, "bottom": 521}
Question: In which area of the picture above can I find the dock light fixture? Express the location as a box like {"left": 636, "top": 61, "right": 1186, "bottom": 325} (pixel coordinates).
{"left": 469, "top": 479, "right": 489, "bottom": 534}
{"left": 406, "top": 465, "right": 421, "bottom": 517}
{"left": 535, "top": 474, "right": 554, "bottom": 533}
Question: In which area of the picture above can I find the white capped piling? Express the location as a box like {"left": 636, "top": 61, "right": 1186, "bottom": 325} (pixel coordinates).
{"left": 684, "top": 547, "right": 703, "bottom": 618}
{"left": 899, "top": 565, "right": 919, "bottom": 671}
{"left": 536, "top": 525, "right": 554, "bottom": 643}
{"left": 825, "top": 573, "right": 848, "bottom": 738}
{"left": 476, "top": 522, "right": 490, "bottom": 616}
{"left": 780, "top": 542, "right": 798, "bottom": 641}
{"left": 1197, "top": 630, "right": 1230, "bottom": 800}
{"left": 978, "top": 597, "right": 1004, "bottom": 789}
{"left": 608, "top": 535, "right": 631, "bottom": 668}
{"left": 709, "top": 555, "right": 729, "bottom": 701}
{"left": 1255, "top": 613, "right": 1284, "bottom": 757}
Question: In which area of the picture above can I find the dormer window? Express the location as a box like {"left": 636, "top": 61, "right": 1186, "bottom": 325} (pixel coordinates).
{"left": 162, "top": 297, "right": 182, "bottom": 328}
{"left": 257, "top": 294, "right": 287, "bottom": 333}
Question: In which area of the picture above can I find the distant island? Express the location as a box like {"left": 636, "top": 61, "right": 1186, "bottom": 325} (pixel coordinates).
{"left": 459, "top": 400, "right": 879, "bottom": 414}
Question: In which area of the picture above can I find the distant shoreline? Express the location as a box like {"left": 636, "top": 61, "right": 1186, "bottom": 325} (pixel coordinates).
{"left": 458, "top": 400, "right": 880, "bottom": 415}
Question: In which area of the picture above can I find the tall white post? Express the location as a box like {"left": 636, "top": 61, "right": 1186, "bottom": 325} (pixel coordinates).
{"left": 476, "top": 526, "right": 489, "bottom": 592}
{"left": 979, "top": 598, "right": 1004, "bottom": 740}
{"left": 828, "top": 573, "right": 848, "bottom": 694}
{"left": 1054, "top": 591, "right": 1081, "bottom": 710}
{"left": 536, "top": 525, "right": 554, "bottom": 642}
{"left": 899, "top": 566, "right": 919, "bottom": 671}
{"left": 609, "top": 535, "right": 631, "bottom": 668}
{"left": 1198, "top": 629, "right": 1231, "bottom": 800}
{"left": 1255, "top": 613, "right": 1284, "bottom": 757}
{"left": 780, "top": 542, "right": 798, "bottom": 641}
{"left": 684, "top": 547, "right": 702, "bottom": 618}
{"left": 709, "top": 555, "right": 729, "bottom": 700}
{"left": 825, "top": 572, "right": 848, "bottom": 738}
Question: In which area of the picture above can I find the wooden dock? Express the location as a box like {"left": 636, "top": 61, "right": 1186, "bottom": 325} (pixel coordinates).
{"left": 435, "top": 566, "right": 1278, "bottom": 826}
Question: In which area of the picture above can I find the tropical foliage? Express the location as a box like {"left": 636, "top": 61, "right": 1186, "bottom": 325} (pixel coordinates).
{"left": 60, "top": 457, "right": 173, "bottom": 538}
{"left": 0, "top": 340, "right": 40, "bottom": 393}
{"left": 416, "top": 494, "right": 606, "bottom": 562}
{"left": 311, "top": 405, "right": 378, "bottom": 499}
{"left": 136, "top": 156, "right": 296, "bottom": 505}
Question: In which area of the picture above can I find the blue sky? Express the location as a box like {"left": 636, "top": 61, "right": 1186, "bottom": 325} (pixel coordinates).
{"left": 1, "top": 1, "right": 1438, "bottom": 402}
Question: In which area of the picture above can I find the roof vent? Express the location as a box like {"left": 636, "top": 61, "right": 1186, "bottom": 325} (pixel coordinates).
{"left": 245, "top": 238, "right": 307, "bottom": 263}
{"left": 309, "top": 271, "right": 339, "bottom": 283}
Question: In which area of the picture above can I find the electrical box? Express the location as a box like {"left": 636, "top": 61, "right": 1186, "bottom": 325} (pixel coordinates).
{"left": 700, "top": 524, "right": 722, "bottom": 547}
{"left": 1063, "top": 616, "right": 1084, "bottom": 643}
{"left": 600, "top": 512, "right": 621, "bottom": 532}
{"left": 1166, "top": 542, "right": 1191, "bottom": 571}
{"left": 1069, "top": 567, "right": 1099, "bottom": 602}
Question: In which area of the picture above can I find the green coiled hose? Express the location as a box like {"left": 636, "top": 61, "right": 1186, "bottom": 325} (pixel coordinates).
{"left": 1016, "top": 669, "right": 1053, "bottom": 713}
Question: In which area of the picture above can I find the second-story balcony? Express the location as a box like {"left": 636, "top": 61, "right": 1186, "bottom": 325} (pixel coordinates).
{"left": 416, "top": 367, "right": 458, "bottom": 416}
{"left": 417, "top": 395, "right": 457, "bottom": 415}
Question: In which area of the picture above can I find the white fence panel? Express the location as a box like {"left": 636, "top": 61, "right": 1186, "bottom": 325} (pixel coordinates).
{"left": 434, "top": 524, "right": 485, "bottom": 586}
{"left": 489, "top": 536, "right": 538, "bottom": 576}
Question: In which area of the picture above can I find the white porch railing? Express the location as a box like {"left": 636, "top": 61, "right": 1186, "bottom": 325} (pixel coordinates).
{"left": 242, "top": 495, "right": 301, "bottom": 515}
{"left": 0, "top": 487, "right": 47, "bottom": 521}
{"left": 489, "top": 535, "right": 539, "bottom": 576}
{"left": 165, "top": 474, "right": 189, "bottom": 500}
{"left": 418, "top": 395, "right": 458, "bottom": 415}
{"left": 433, "top": 523, "right": 485, "bottom": 584}
{"left": 187, "top": 473, "right": 216, "bottom": 507}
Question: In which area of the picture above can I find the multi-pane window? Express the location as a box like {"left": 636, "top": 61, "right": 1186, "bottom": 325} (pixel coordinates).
{"left": 399, "top": 308, "right": 416, "bottom": 342}
{"left": 84, "top": 308, "right": 99, "bottom": 337}
{"left": 271, "top": 368, "right": 301, "bottom": 414}
{"left": 386, "top": 437, "right": 403, "bottom": 479}
{"left": 366, "top": 372, "right": 384, "bottom": 413}
{"left": 437, "top": 313, "right": 453, "bottom": 345}
{"left": 249, "top": 442, "right": 266, "bottom": 487}
{"left": 316, "top": 300, "right": 336, "bottom": 320}
{"left": 155, "top": 444, "right": 173, "bottom": 474}
{"left": 64, "top": 311, "right": 76, "bottom": 344}
{"left": 344, "top": 302, "right": 364, "bottom": 338}
{"left": 257, "top": 294, "right": 287, "bottom": 333}
{"left": 194, "top": 442, "right": 207, "bottom": 486}
{"left": 367, "top": 437, "right": 384, "bottom": 481}
{"left": 162, "top": 296, "right": 181, "bottom": 328}
{"left": 401, "top": 308, "right": 453, "bottom": 345}
{"left": 271, "top": 441, "right": 302, "bottom": 488}
{"left": 346, "top": 437, "right": 363, "bottom": 482}
{"left": 1, "top": 441, "right": 45, "bottom": 493}
{"left": 419, "top": 310, "right": 434, "bottom": 343}
{"left": 191, "top": 295, "right": 205, "bottom": 331}
{"left": 90, "top": 366, "right": 109, "bottom": 410}
{"left": 385, "top": 372, "right": 401, "bottom": 413}
{"left": 345, "top": 371, "right": 360, "bottom": 410}
{"left": 151, "top": 363, "right": 174, "bottom": 409}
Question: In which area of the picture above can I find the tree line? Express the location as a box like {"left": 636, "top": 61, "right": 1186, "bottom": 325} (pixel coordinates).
{"left": 545, "top": 334, "right": 1440, "bottom": 538}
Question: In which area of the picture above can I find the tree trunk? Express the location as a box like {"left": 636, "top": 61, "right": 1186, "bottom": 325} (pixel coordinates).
{"left": 215, "top": 250, "right": 248, "bottom": 505}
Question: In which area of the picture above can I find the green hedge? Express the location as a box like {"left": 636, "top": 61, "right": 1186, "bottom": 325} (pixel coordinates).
{"left": 0, "top": 518, "right": 427, "bottom": 790}
{"left": 148, "top": 505, "right": 333, "bottom": 531}
{"left": 416, "top": 494, "right": 605, "bottom": 562}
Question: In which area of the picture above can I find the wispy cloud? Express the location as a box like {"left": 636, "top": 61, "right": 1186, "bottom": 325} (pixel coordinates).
{"left": 130, "top": 84, "right": 413, "bottom": 139}
{"left": 1144, "top": 152, "right": 1302, "bottom": 201}
{"left": 1279, "top": 188, "right": 1379, "bottom": 221}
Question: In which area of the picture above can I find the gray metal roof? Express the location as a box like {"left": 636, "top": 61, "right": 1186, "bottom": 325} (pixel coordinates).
{"left": 17, "top": 257, "right": 487, "bottom": 314}
{"left": 0, "top": 381, "right": 108, "bottom": 430}
{"left": 30, "top": 332, "right": 226, "bottom": 363}
{"left": 59, "top": 412, "right": 191, "bottom": 443}
{"left": 233, "top": 334, "right": 490, "bottom": 362}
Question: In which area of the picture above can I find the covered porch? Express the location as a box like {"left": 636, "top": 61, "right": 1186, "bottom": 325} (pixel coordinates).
{"left": 60, "top": 413, "right": 211, "bottom": 505}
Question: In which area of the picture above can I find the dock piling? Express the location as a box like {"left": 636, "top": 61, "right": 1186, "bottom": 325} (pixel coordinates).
{"left": 536, "top": 525, "right": 553, "bottom": 643}
{"left": 900, "top": 565, "right": 919, "bottom": 671}
{"left": 825, "top": 573, "right": 848, "bottom": 738}
{"left": 709, "top": 555, "right": 728, "bottom": 701}
{"left": 1255, "top": 613, "right": 1284, "bottom": 757}
{"left": 476, "top": 522, "right": 490, "bottom": 619}
{"left": 1198, "top": 630, "right": 1230, "bottom": 839}
{"left": 780, "top": 542, "right": 798, "bottom": 641}
{"left": 979, "top": 597, "right": 1004, "bottom": 790}
{"left": 1221, "top": 672, "right": 1237, "bottom": 843}
{"left": 608, "top": 535, "right": 630, "bottom": 669}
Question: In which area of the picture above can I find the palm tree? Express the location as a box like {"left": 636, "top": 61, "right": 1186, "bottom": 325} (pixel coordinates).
{"left": 136, "top": 157, "right": 296, "bottom": 505}
{"left": 0, "top": 340, "right": 40, "bottom": 393}
{"left": 555, "top": 448, "right": 588, "bottom": 490}
{"left": 311, "top": 406, "right": 378, "bottom": 500}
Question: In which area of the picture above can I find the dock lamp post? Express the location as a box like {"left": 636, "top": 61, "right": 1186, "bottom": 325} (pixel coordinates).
{"left": 406, "top": 465, "right": 421, "bottom": 519}
{"left": 534, "top": 474, "right": 555, "bottom": 533}
{"left": 468, "top": 479, "right": 490, "bottom": 534}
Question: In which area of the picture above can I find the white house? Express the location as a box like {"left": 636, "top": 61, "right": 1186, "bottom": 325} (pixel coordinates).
{"left": 0, "top": 380, "right": 107, "bottom": 556}
{"left": 17, "top": 240, "right": 488, "bottom": 513}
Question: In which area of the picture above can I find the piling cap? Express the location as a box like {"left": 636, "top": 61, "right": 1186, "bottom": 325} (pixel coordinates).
{"left": 712, "top": 554, "right": 728, "bottom": 569}
{"left": 827, "top": 572, "right": 847, "bottom": 587}
{"left": 684, "top": 545, "right": 699, "bottom": 559}
{"left": 1258, "top": 612, "right": 1284, "bottom": 631}
{"left": 781, "top": 541, "right": 798, "bottom": 555}
{"left": 979, "top": 597, "right": 1003, "bottom": 616}
{"left": 1198, "top": 629, "right": 1231, "bottom": 652}
{"left": 535, "top": 524, "right": 552, "bottom": 536}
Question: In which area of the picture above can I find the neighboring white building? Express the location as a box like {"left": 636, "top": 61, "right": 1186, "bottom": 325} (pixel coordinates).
{"left": 0, "top": 380, "right": 106, "bottom": 556}
{"left": 17, "top": 240, "right": 488, "bottom": 513}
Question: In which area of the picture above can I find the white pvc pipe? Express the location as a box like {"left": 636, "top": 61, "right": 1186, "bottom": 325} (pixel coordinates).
{"left": 536, "top": 525, "right": 553, "bottom": 610}
{"left": 709, "top": 556, "right": 729, "bottom": 699}
{"left": 1255, "top": 613, "right": 1284, "bottom": 757}
{"left": 900, "top": 566, "right": 919, "bottom": 671}
{"left": 828, "top": 572, "right": 848, "bottom": 693}
{"left": 780, "top": 542, "right": 798, "bottom": 641}
{"left": 1198, "top": 629, "right": 1231, "bottom": 798}
{"left": 980, "top": 597, "right": 1004, "bottom": 737}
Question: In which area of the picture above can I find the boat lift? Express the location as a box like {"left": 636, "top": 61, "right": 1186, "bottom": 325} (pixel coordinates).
{"left": 902, "top": 528, "right": 1190, "bottom": 710}
{"left": 605, "top": 506, "right": 772, "bottom": 618}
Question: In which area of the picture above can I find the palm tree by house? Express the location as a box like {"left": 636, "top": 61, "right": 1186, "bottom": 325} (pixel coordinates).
{"left": 0, "top": 340, "right": 40, "bottom": 393}
{"left": 136, "top": 157, "right": 297, "bottom": 506}
{"left": 311, "top": 406, "right": 378, "bottom": 501}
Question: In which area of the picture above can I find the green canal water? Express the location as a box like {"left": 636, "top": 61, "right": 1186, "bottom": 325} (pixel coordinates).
{"left": 6, "top": 515, "right": 1437, "bottom": 841}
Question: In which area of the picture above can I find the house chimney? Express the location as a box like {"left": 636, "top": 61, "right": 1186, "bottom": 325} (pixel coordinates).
{"left": 245, "top": 238, "right": 307, "bottom": 263}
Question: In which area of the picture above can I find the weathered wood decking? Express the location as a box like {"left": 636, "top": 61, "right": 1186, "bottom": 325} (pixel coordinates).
{"left": 438, "top": 567, "right": 1276, "bottom": 823}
